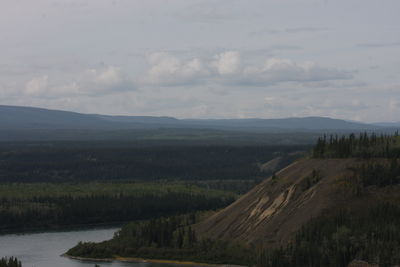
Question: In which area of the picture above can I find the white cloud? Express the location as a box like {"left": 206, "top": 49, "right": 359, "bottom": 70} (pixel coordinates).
{"left": 143, "top": 51, "right": 351, "bottom": 87}
{"left": 212, "top": 51, "right": 240, "bottom": 75}
{"left": 83, "top": 65, "right": 134, "bottom": 94}
{"left": 145, "top": 52, "right": 209, "bottom": 86}
{"left": 88, "top": 66, "right": 124, "bottom": 87}
{"left": 25, "top": 75, "right": 49, "bottom": 96}
{"left": 22, "top": 65, "right": 135, "bottom": 99}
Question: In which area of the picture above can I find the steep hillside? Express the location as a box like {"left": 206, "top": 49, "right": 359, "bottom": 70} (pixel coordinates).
{"left": 195, "top": 134, "right": 400, "bottom": 266}
{"left": 195, "top": 158, "right": 383, "bottom": 247}
{"left": 258, "top": 157, "right": 284, "bottom": 173}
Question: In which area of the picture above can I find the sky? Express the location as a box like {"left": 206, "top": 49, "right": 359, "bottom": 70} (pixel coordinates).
{"left": 1, "top": 0, "right": 400, "bottom": 122}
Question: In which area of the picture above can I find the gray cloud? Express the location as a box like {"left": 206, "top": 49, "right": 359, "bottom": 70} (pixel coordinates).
{"left": 250, "top": 27, "right": 329, "bottom": 36}
{"left": 284, "top": 27, "right": 329, "bottom": 33}
{"left": 233, "top": 58, "right": 351, "bottom": 86}
{"left": 269, "top": 45, "right": 303, "bottom": 51}
{"left": 174, "top": 1, "right": 238, "bottom": 23}
{"left": 355, "top": 42, "right": 400, "bottom": 48}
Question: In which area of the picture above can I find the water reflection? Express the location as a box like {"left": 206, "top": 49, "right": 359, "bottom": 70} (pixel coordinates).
{"left": 0, "top": 228, "right": 193, "bottom": 267}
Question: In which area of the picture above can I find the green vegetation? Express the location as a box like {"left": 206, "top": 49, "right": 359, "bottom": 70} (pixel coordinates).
{"left": 0, "top": 143, "right": 307, "bottom": 183}
{"left": 0, "top": 127, "right": 322, "bottom": 144}
{"left": 258, "top": 202, "right": 400, "bottom": 267}
{"left": 0, "top": 257, "right": 21, "bottom": 267}
{"left": 67, "top": 213, "right": 253, "bottom": 265}
{"left": 347, "top": 159, "right": 400, "bottom": 190}
{"left": 0, "top": 182, "right": 232, "bottom": 199}
{"left": 312, "top": 132, "right": 400, "bottom": 158}
{"left": 0, "top": 142, "right": 305, "bottom": 231}
{"left": 0, "top": 182, "right": 235, "bottom": 232}
{"left": 68, "top": 201, "right": 400, "bottom": 267}
{"left": 188, "top": 179, "right": 264, "bottom": 194}
{"left": 67, "top": 133, "right": 400, "bottom": 267}
{"left": 312, "top": 132, "right": 400, "bottom": 193}
{"left": 261, "top": 132, "right": 400, "bottom": 266}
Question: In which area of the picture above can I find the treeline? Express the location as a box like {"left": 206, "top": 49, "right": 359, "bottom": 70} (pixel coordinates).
{"left": 0, "top": 144, "right": 306, "bottom": 183}
{"left": 258, "top": 202, "right": 400, "bottom": 267}
{"left": 0, "top": 257, "right": 21, "bottom": 267}
{"left": 347, "top": 159, "right": 400, "bottom": 190}
{"left": 0, "top": 190, "right": 234, "bottom": 232}
{"left": 67, "top": 213, "right": 253, "bottom": 265}
{"left": 189, "top": 179, "right": 264, "bottom": 194}
{"left": 68, "top": 202, "right": 400, "bottom": 267}
{"left": 312, "top": 132, "right": 400, "bottom": 158}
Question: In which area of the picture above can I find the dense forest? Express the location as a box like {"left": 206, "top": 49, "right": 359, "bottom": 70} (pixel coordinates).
{"left": 0, "top": 183, "right": 235, "bottom": 232}
{"left": 312, "top": 132, "right": 400, "bottom": 192}
{"left": 347, "top": 159, "right": 400, "bottom": 189}
{"left": 0, "top": 257, "right": 21, "bottom": 267}
{"left": 0, "top": 142, "right": 306, "bottom": 183}
{"left": 312, "top": 132, "right": 400, "bottom": 158}
{"left": 67, "top": 213, "right": 253, "bottom": 265}
{"left": 258, "top": 202, "right": 400, "bottom": 267}
{"left": 0, "top": 141, "right": 305, "bottom": 231}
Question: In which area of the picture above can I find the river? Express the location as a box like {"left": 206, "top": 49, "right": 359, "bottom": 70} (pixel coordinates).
{"left": 0, "top": 227, "right": 195, "bottom": 267}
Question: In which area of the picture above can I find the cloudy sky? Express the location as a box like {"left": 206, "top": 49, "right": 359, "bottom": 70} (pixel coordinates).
{"left": 1, "top": 0, "right": 399, "bottom": 122}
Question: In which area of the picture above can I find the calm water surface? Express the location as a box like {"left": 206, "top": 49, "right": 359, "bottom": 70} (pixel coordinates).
{"left": 0, "top": 227, "right": 195, "bottom": 267}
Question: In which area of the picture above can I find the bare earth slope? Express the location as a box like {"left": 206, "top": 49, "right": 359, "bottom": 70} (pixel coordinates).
{"left": 195, "top": 158, "right": 358, "bottom": 247}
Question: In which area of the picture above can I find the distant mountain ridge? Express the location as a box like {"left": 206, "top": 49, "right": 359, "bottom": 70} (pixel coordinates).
{"left": 182, "top": 117, "right": 375, "bottom": 130}
{"left": 0, "top": 105, "right": 385, "bottom": 131}
{"left": 374, "top": 121, "right": 400, "bottom": 127}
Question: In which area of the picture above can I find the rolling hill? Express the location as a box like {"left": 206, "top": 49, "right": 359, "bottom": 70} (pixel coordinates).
{"left": 1, "top": 105, "right": 398, "bottom": 142}
{"left": 0, "top": 105, "right": 387, "bottom": 131}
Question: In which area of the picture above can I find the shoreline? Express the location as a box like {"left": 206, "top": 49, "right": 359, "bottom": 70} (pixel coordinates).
{"left": 61, "top": 254, "right": 113, "bottom": 263}
{"left": 63, "top": 253, "right": 247, "bottom": 267}
{"left": 0, "top": 222, "right": 124, "bottom": 236}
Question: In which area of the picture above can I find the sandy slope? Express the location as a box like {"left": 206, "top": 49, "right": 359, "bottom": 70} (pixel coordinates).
{"left": 195, "top": 158, "right": 362, "bottom": 247}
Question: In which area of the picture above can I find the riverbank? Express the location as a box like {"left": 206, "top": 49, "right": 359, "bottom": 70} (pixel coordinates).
{"left": 0, "top": 222, "right": 124, "bottom": 236}
{"left": 63, "top": 253, "right": 247, "bottom": 267}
